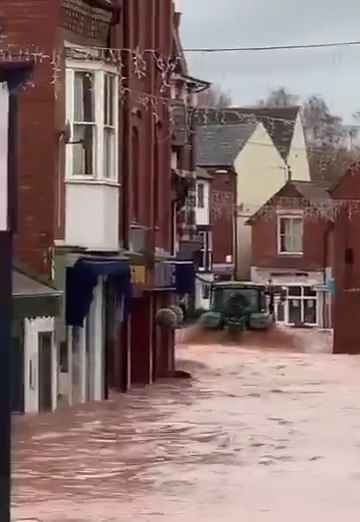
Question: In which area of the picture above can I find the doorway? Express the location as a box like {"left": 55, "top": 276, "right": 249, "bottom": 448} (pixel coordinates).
{"left": 38, "top": 332, "right": 53, "bottom": 412}
{"left": 11, "top": 336, "right": 24, "bottom": 413}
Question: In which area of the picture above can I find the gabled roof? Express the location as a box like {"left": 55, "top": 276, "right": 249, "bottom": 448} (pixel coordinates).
{"left": 290, "top": 180, "right": 331, "bottom": 202}
{"left": 12, "top": 271, "right": 62, "bottom": 298}
{"left": 224, "top": 106, "right": 300, "bottom": 161}
{"left": 247, "top": 180, "right": 331, "bottom": 224}
{"left": 197, "top": 123, "right": 257, "bottom": 167}
{"left": 12, "top": 270, "right": 63, "bottom": 320}
{"left": 196, "top": 167, "right": 213, "bottom": 180}
{"left": 329, "top": 161, "right": 360, "bottom": 198}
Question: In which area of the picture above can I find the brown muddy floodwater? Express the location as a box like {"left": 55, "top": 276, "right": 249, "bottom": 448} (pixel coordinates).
{"left": 12, "top": 328, "right": 360, "bottom": 521}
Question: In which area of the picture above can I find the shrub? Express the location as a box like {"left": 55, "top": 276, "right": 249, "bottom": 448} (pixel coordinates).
{"left": 169, "top": 305, "right": 184, "bottom": 326}
{"left": 156, "top": 308, "right": 178, "bottom": 330}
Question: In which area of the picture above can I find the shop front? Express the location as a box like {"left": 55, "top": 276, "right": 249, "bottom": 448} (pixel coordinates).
{"left": 61, "top": 255, "right": 131, "bottom": 405}
{"left": 130, "top": 259, "right": 195, "bottom": 384}
{"left": 274, "top": 285, "right": 319, "bottom": 326}
{"left": 252, "top": 268, "right": 329, "bottom": 328}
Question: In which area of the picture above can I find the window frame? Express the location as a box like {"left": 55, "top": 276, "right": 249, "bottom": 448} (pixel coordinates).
{"left": 197, "top": 181, "right": 205, "bottom": 209}
{"left": 202, "top": 283, "right": 211, "bottom": 300}
{"left": 276, "top": 285, "right": 318, "bottom": 326}
{"left": 277, "top": 214, "right": 304, "bottom": 256}
{"left": 65, "top": 60, "right": 119, "bottom": 183}
{"left": 199, "top": 230, "right": 213, "bottom": 272}
{"left": 286, "top": 285, "right": 318, "bottom": 326}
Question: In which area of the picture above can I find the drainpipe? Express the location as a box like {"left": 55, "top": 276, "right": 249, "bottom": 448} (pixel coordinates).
{"left": 286, "top": 162, "right": 292, "bottom": 182}
{"left": 122, "top": 3, "right": 130, "bottom": 249}
{"left": 149, "top": 2, "right": 156, "bottom": 265}
{"left": 229, "top": 168, "right": 237, "bottom": 280}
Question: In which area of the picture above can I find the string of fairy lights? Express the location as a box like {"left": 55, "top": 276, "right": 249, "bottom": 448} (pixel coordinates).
{"left": 0, "top": 44, "right": 351, "bottom": 129}
{"left": 1, "top": 42, "right": 359, "bottom": 216}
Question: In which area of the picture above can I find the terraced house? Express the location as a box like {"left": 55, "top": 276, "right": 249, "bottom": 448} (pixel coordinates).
{"left": 0, "top": 0, "right": 202, "bottom": 413}
{"left": 197, "top": 106, "right": 311, "bottom": 281}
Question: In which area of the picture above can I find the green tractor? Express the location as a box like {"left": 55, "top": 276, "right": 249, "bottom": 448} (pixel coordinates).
{"left": 200, "top": 281, "right": 274, "bottom": 333}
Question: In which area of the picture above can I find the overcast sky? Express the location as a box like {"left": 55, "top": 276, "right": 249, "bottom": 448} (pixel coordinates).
{"left": 181, "top": 0, "right": 360, "bottom": 123}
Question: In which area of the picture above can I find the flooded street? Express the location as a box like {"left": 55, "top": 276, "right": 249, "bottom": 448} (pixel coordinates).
{"left": 12, "top": 330, "right": 360, "bottom": 521}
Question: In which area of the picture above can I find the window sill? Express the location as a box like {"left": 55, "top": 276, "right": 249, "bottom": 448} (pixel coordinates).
{"left": 278, "top": 252, "right": 304, "bottom": 257}
{"left": 65, "top": 178, "right": 121, "bottom": 188}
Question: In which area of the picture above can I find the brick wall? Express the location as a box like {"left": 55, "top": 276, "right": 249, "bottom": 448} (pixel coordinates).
{"left": 3, "top": 0, "right": 174, "bottom": 275}
{"left": 0, "top": 0, "right": 62, "bottom": 275}
{"left": 332, "top": 168, "right": 360, "bottom": 353}
{"left": 0, "top": 0, "right": 118, "bottom": 276}
{"left": 211, "top": 171, "right": 235, "bottom": 265}
{"left": 121, "top": 0, "right": 173, "bottom": 254}
{"left": 251, "top": 212, "right": 328, "bottom": 272}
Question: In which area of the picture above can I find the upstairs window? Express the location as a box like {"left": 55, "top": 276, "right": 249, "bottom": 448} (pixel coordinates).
{"left": 66, "top": 63, "right": 118, "bottom": 181}
{"left": 73, "top": 71, "right": 95, "bottom": 176}
{"left": 197, "top": 182, "right": 205, "bottom": 209}
{"left": 199, "top": 231, "right": 213, "bottom": 272}
{"left": 278, "top": 216, "right": 303, "bottom": 255}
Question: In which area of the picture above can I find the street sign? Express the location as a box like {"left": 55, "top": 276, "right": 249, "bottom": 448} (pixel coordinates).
{"left": 0, "top": 82, "right": 9, "bottom": 231}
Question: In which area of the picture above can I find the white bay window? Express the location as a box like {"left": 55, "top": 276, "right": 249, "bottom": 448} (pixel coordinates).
{"left": 64, "top": 59, "right": 120, "bottom": 250}
{"left": 66, "top": 62, "right": 118, "bottom": 182}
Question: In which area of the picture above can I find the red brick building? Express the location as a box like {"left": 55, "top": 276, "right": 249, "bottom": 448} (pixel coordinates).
{"left": 0, "top": 0, "right": 196, "bottom": 408}
{"left": 248, "top": 181, "right": 333, "bottom": 328}
{"left": 210, "top": 169, "right": 236, "bottom": 280}
{"left": 332, "top": 163, "right": 360, "bottom": 353}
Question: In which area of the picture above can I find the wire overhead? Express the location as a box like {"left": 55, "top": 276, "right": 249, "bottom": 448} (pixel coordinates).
{"left": 184, "top": 40, "right": 360, "bottom": 53}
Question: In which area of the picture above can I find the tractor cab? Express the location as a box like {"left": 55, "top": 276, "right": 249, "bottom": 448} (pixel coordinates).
{"left": 201, "top": 281, "right": 274, "bottom": 331}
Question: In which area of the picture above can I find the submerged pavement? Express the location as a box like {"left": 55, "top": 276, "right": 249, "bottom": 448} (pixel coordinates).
{"left": 12, "top": 329, "right": 360, "bottom": 521}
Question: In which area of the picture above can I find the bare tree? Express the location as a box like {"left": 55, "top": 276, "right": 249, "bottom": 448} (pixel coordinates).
{"left": 258, "top": 87, "right": 299, "bottom": 108}
{"left": 308, "top": 146, "right": 359, "bottom": 188}
{"left": 302, "top": 96, "right": 346, "bottom": 148}
{"left": 198, "top": 84, "right": 232, "bottom": 108}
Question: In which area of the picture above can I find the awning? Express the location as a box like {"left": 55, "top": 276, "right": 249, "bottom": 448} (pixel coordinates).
{"left": 66, "top": 257, "right": 131, "bottom": 327}
{"left": 174, "top": 261, "right": 195, "bottom": 295}
{"left": 12, "top": 270, "right": 63, "bottom": 320}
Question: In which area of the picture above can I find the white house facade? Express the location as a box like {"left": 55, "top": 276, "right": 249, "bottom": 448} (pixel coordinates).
{"left": 195, "top": 171, "right": 213, "bottom": 310}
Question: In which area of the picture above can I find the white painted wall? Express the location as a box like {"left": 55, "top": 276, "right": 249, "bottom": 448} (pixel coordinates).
{"left": 195, "top": 179, "right": 210, "bottom": 226}
{"left": 234, "top": 121, "right": 311, "bottom": 280}
{"left": 195, "top": 274, "right": 214, "bottom": 310}
{"left": 251, "top": 267, "right": 324, "bottom": 287}
{"left": 24, "top": 317, "right": 57, "bottom": 414}
{"left": 234, "top": 123, "right": 286, "bottom": 280}
{"left": 65, "top": 182, "right": 119, "bottom": 250}
{"left": 251, "top": 267, "right": 324, "bottom": 327}
{"left": 69, "top": 325, "right": 87, "bottom": 405}
{"left": 87, "top": 279, "right": 105, "bottom": 401}
{"left": 67, "top": 280, "right": 105, "bottom": 404}
{"left": 171, "top": 152, "right": 177, "bottom": 170}
{"left": 287, "top": 113, "right": 311, "bottom": 182}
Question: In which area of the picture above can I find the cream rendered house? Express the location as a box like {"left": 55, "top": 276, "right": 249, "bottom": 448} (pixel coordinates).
{"left": 198, "top": 107, "right": 311, "bottom": 280}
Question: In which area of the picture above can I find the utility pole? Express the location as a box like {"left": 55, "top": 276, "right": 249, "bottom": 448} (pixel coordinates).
{"left": 0, "top": 76, "right": 11, "bottom": 522}
{"left": 0, "top": 64, "right": 31, "bottom": 522}
{"left": 0, "top": 230, "right": 12, "bottom": 522}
